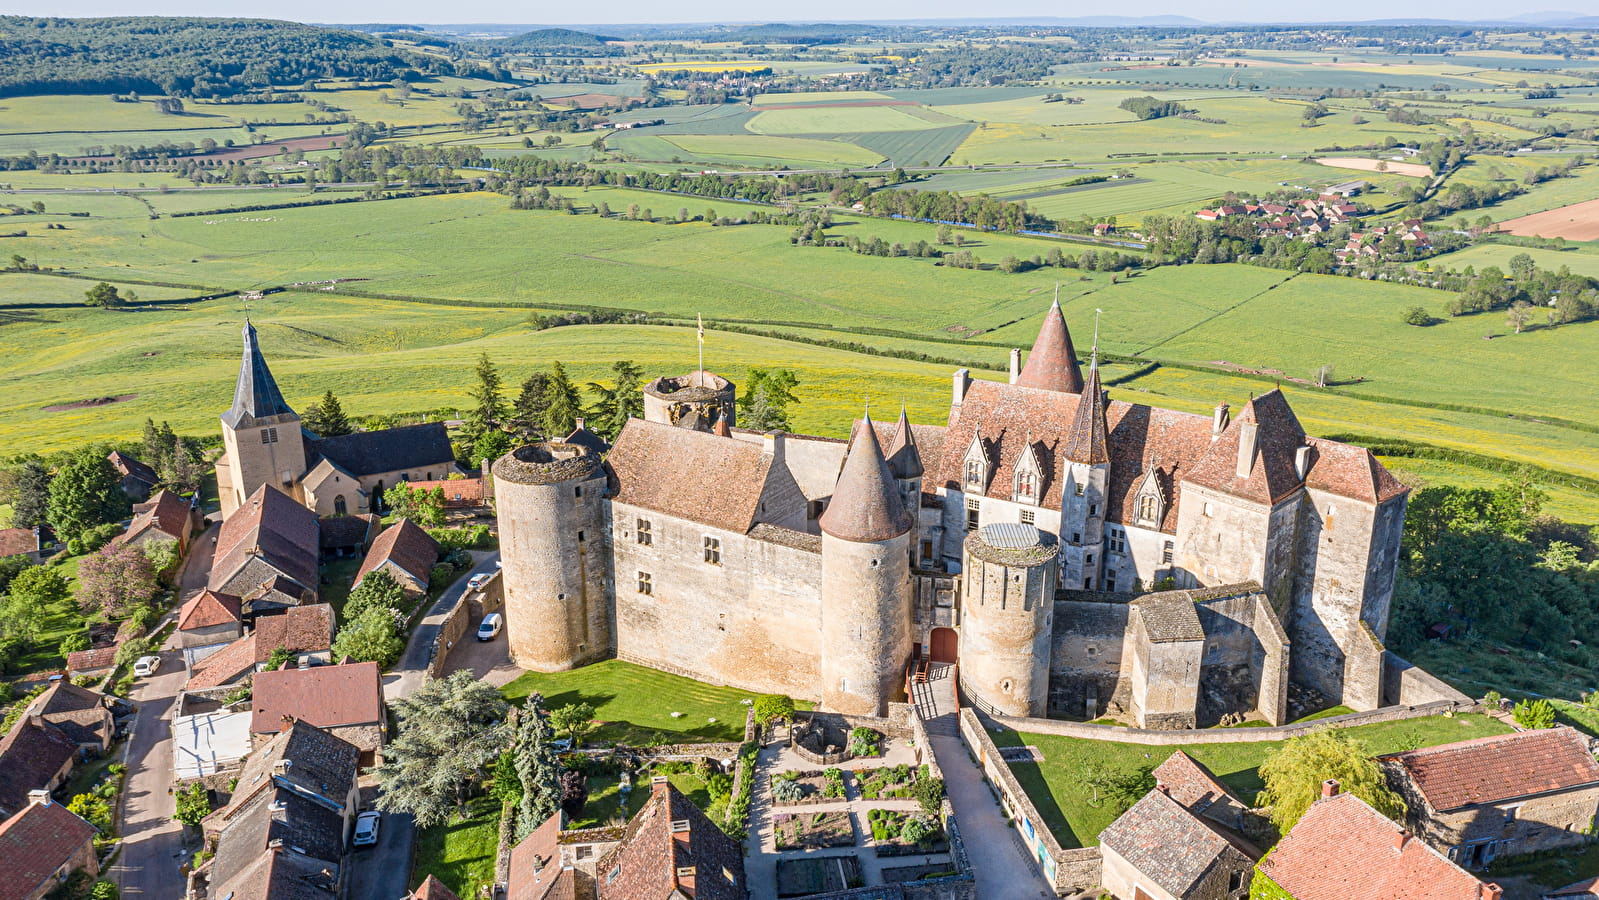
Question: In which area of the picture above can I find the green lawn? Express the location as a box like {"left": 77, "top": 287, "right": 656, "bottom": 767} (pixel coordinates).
{"left": 996, "top": 713, "right": 1511, "bottom": 849}
{"left": 13, "top": 556, "right": 89, "bottom": 675}
{"left": 318, "top": 557, "right": 363, "bottom": 624}
{"left": 1485, "top": 841, "right": 1599, "bottom": 893}
{"left": 411, "top": 794, "right": 502, "bottom": 900}
{"left": 573, "top": 768, "right": 711, "bottom": 828}
{"left": 500, "top": 659, "right": 785, "bottom": 746}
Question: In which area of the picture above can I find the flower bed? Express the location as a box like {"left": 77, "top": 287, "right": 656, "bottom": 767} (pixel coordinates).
{"left": 857, "top": 763, "right": 928, "bottom": 800}
{"left": 773, "top": 810, "right": 856, "bottom": 850}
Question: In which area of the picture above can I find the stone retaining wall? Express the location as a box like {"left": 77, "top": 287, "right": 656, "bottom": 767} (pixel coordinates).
{"left": 1383, "top": 652, "right": 1473, "bottom": 707}
{"left": 957, "top": 708, "right": 1100, "bottom": 895}
{"left": 426, "top": 596, "right": 475, "bottom": 679}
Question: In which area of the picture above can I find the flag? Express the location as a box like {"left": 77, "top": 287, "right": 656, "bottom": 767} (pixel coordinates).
{"left": 697, "top": 314, "right": 704, "bottom": 344}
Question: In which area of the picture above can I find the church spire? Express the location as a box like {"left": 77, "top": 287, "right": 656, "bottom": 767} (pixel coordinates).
{"left": 884, "top": 404, "right": 924, "bottom": 480}
{"left": 1061, "top": 350, "right": 1109, "bottom": 464}
{"left": 221, "top": 320, "right": 296, "bottom": 428}
{"left": 820, "top": 412, "right": 912, "bottom": 543}
{"left": 1014, "top": 295, "right": 1085, "bottom": 394}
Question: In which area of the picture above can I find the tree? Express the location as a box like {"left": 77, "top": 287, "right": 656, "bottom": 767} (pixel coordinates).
{"left": 10, "top": 461, "right": 51, "bottom": 528}
{"left": 585, "top": 360, "right": 645, "bottom": 440}
{"left": 549, "top": 702, "right": 598, "bottom": 749}
{"left": 264, "top": 645, "right": 293, "bottom": 671}
{"left": 754, "top": 694, "right": 796, "bottom": 725}
{"left": 1507, "top": 300, "right": 1533, "bottom": 334}
{"left": 1258, "top": 730, "right": 1405, "bottom": 831}
{"left": 59, "top": 631, "right": 90, "bottom": 654}
{"left": 375, "top": 671, "right": 509, "bottom": 828}
{"left": 77, "top": 543, "right": 160, "bottom": 618}
{"left": 1513, "top": 698, "right": 1557, "bottom": 729}
{"left": 542, "top": 362, "right": 581, "bottom": 439}
{"left": 302, "top": 390, "right": 354, "bottom": 437}
{"left": 740, "top": 369, "right": 799, "bottom": 432}
{"left": 383, "top": 484, "right": 447, "bottom": 528}
{"left": 83, "top": 282, "right": 125, "bottom": 308}
{"left": 1403, "top": 306, "right": 1433, "bottom": 326}
{"left": 491, "top": 751, "right": 523, "bottom": 803}
{"left": 465, "top": 352, "right": 505, "bottom": 437}
{"left": 0, "top": 565, "right": 65, "bottom": 643}
{"left": 47, "top": 450, "right": 128, "bottom": 543}
{"left": 513, "top": 693, "right": 563, "bottom": 840}
{"left": 173, "top": 782, "right": 211, "bottom": 827}
{"left": 512, "top": 371, "right": 552, "bottom": 439}
{"left": 344, "top": 569, "right": 406, "bottom": 624}
{"left": 559, "top": 769, "right": 588, "bottom": 821}
{"left": 333, "top": 607, "right": 404, "bottom": 667}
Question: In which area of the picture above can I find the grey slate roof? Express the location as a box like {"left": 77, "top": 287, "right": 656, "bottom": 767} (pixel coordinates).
{"left": 222, "top": 321, "right": 296, "bottom": 428}
{"left": 1133, "top": 592, "right": 1205, "bottom": 643}
{"left": 1100, "top": 789, "right": 1244, "bottom": 897}
{"left": 1062, "top": 359, "right": 1109, "bottom": 465}
{"left": 306, "top": 423, "right": 455, "bottom": 479}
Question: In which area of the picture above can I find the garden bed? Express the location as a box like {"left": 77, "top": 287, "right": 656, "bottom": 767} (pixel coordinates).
{"left": 773, "top": 809, "right": 856, "bottom": 850}
{"left": 777, "top": 856, "right": 863, "bottom": 897}
{"left": 857, "top": 763, "right": 929, "bottom": 800}
{"left": 769, "top": 768, "right": 847, "bottom": 806}
{"left": 866, "top": 808, "right": 946, "bottom": 857}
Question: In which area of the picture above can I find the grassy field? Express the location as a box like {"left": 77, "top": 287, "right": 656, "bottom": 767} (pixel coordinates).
{"left": 1426, "top": 243, "right": 1599, "bottom": 280}
{"left": 996, "top": 713, "right": 1511, "bottom": 849}
{"left": 499, "top": 659, "right": 775, "bottom": 745}
{"left": 411, "top": 793, "right": 500, "bottom": 900}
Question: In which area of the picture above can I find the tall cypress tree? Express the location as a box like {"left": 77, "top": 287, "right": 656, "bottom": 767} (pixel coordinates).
{"left": 513, "top": 693, "right": 564, "bottom": 840}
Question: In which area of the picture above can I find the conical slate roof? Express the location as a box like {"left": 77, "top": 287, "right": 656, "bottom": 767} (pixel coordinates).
{"left": 884, "top": 406, "right": 924, "bottom": 479}
{"left": 1061, "top": 356, "right": 1109, "bottom": 464}
{"left": 820, "top": 415, "right": 912, "bottom": 543}
{"left": 1015, "top": 299, "right": 1085, "bottom": 394}
{"left": 221, "top": 321, "right": 295, "bottom": 427}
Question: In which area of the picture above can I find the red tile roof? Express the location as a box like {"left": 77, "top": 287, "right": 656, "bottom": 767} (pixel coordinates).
{"left": 404, "top": 478, "right": 486, "bottom": 508}
{"left": 595, "top": 780, "right": 743, "bottom": 900}
{"left": 1184, "top": 391, "right": 1308, "bottom": 505}
{"left": 1258, "top": 792, "right": 1489, "bottom": 900}
{"left": 177, "top": 590, "right": 242, "bottom": 631}
{"left": 356, "top": 519, "right": 440, "bottom": 587}
{"left": 1382, "top": 727, "right": 1599, "bottom": 813}
{"left": 65, "top": 645, "right": 119, "bottom": 675}
{"left": 1015, "top": 299, "right": 1085, "bottom": 393}
{"left": 608, "top": 419, "right": 774, "bottom": 534}
{"left": 210, "top": 484, "right": 320, "bottom": 596}
{"left": 185, "top": 634, "right": 260, "bottom": 690}
{"left": 0, "top": 799, "right": 98, "bottom": 900}
{"left": 0, "top": 528, "right": 40, "bottom": 558}
{"left": 121, "top": 489, "right": 191, "bottom": 544}
{"left": 1153, "top": 750, "right": 1244, "bottom": 814}
{"left": 507, "top": 811, "right": 577, "bottom": 900}
{"left": 252, "top": 604, "right": 334, "bottom": 659}
{"left": 411, "top": 875, "right": 464, "bottom": 900}
{"left": 250, "top": 661, "right": 383, "bottom": 734}
{"left": 1062, "top": 362, "right": 1109, "bottom": 465}
{"left": 107, "top": 450, "right": 158, "bottom": 486}
{"left": 0, "top": 718, "right": 79, "bottom": 817}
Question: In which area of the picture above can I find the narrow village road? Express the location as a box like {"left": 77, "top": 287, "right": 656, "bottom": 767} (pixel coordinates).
{"left": 110, "top": 648, "right": 188, "bottom": 898}
{"left": 348, "top": 551, "right": 502, "bottom": 900}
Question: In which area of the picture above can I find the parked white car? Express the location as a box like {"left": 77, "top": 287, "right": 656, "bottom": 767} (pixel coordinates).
{"left": 477, "top": 613, "right": 503, "bottom": 641}
{"left": 133, "top": 656, "right": 161, "bottom": 677}
{"left": 467, "top": 573, "right": 490, "bottom": 593}
{"left": 353, "top": 811, "right": 381, "bottom": 847}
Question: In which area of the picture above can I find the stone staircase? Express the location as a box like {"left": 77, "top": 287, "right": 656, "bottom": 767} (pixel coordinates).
{"left": 912, "top": 662, "right": 960, "bottom": 736}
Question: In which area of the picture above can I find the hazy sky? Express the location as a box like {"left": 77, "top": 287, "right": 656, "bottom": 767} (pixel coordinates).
{"left": 1, "top": 0, "right": 1586, "bottom": 24}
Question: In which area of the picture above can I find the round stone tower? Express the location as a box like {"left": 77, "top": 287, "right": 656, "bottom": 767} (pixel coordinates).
{"left": 960, "top": 523, "right": 1058, "bottom": 717}
{"left": 642, "top": 370, "right": 735, "bottom": 432}
{"left": 492, "top": 442, "right": 612, "bottom": 672}
{"left": 819, "top": 417, "right": 914, "bottom": 717}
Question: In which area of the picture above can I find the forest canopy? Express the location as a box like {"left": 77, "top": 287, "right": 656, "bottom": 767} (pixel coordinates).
{"left": 0, "top": 16, "right": 476, "bottom": 97}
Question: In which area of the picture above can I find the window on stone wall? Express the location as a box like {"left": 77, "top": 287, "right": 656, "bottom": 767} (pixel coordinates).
{"left": 576, "top": 846, "right": 593, "bottom": 860}
{"left": 1107, "top": 530, "right": 1125, "bottom": 553}
{"left": 1203, "top": 502, "right": 1214, "bottom": 517}
{"left": 334, "top": 496, "right": 347, "bottom": 516}
{"left": 1162, "top": 541, "right": 1174, "bottom": 564}
{"left": 1106, "top": 570, "right": 1116, "bottom": 591}
{"left": 703, "top": 536, "right": 721, "bottom": 565}
{"left": 965, "top": 499, "right": 980, "bottom": 531}
{"left": 637, "top": 572, "right": 652, "bottom": 595}
{"left": 1020, "top": 509, "right": 1034, "bottom": 525}
{"left": 1138, "top": 494, "right": 1159, "bottom": 524}
{"left": 1088, "top": 503, "right": 1098, "bottom": 517}
{"left": 637, "top": 519, "right": 652, "bottom": 545}
{"left": 1083, "top": 577, "right": 1093, "bottom": 590}
{"left": 1015, "top": 468, "right": 1036, "bottom": 503}
{"left": 260, "top": 427, "right": 279, "bottom": 444}
{"left": 1074, "top": 482, "right": 1085, "bottom": 497}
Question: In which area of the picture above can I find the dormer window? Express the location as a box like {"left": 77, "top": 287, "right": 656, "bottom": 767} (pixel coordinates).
{"left": 964, "top": 459, "right": 984, "bottom": 488}
{"left": 1134, "top": 469, "right": 1165, "bottom": 528}
{"left": 962, "top": 433, "right": 988, "bottom": 492}
{"left": 1015, "top": 468, "right": 1037, "bottom": 503}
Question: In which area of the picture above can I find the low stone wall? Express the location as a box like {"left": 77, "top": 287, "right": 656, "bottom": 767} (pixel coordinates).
{"left": 957, "top": 708, "right": 1100, "bottom": 896}
{"left": 1383, "top": 652, "right": 1473, "bottom": 707}
{"left": 426, "top": 596, "right": 475, "bottom": 679}
{"left": 988, "top": 697, "right": 1475, "bottom": 746}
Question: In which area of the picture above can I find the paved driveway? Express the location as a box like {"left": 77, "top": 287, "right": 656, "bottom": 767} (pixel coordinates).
{"left": 110, "top": 648, "right": 189, "bottom": 898}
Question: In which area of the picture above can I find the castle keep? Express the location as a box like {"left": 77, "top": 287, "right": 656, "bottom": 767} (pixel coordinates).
{"left": 491, "top": 301, "right": 1410, "bottom": 725}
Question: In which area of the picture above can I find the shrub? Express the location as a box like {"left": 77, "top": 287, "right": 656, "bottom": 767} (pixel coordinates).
{"left": 910, "top": 775, "right": 945, "bottom": 815}
{"left": 753, "top": 694, "right": 795, "bottom": 725}
{"left": 900, "top": 815, "right": 937, "bottom": 844}
{"left": 706, "top": 772, "right": 733, "bottom": 802}
{"left": 1403, "top": 306, "right": 1435, "bottom": 326}
{"left": 90, "top": 881, "right": 119, "bottom": 900}
{"left": 427, "top": 525, "right": 494, "bottom": 550}
{"left": 771, "top": 778, "right": 804, "bottom": 803}
{"left": 1514, "top": 698, "right": 1557, "bottom": 729}
{"left": 848, "top": 726, "right": 881, "bottom": 757}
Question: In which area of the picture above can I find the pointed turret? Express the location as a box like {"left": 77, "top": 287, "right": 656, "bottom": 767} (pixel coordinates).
{"left": 221, "top": 321, "right": 295, "bottom": 428}
{"left": 1061, "top": 354, "right": 1109, "bottom": 464}
{"left": 820, "top": 415, "right": 912, "bottom": 542}
{"left": 1015, "top": 299, "right": 1085, "bottom": 394}
{"left": 884, "top": 406, "right": 924, "bottom": 480}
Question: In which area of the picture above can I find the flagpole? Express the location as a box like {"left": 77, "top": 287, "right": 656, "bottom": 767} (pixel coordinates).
{"left": 697, "top": 314, "right": 705, "bottom": 384}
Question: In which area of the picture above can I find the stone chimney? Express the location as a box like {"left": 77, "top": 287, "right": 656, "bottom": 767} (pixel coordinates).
{"left": 279, "top": 714, "right": 296, "bottom": 733}
{"left": 650, "top": 775, "right": 670, "bottom": 798}
{"left": 1295, "top": 445, "right": 1313, "bottom": 481}
{"left": 762, "top": 431, "right": 784, "bottom": 462}
{"left": 674, "top": 866, "right": 697, "bottom": 895}
{"left": 1321, "top": 779, "right": 1340, "bottom": 798}
{"left": 27, "top": 789, "right": 51, "bottom": 807}
{"left": 1008, "top": 349, "right": 1022, "bottom": 384}
{"left": 951, "top": 369, "right": 971, "bottom": 413}
{"left": 1235, "top": 419, "right": 1259, "bottom": 480}
{"left": 1211, "top": 402, "right": 1230, "bottom": 440}
{"left": 1395, "top": 829, "right": 1411, "bottom": 852}
{"left": 1480, "top": 884, "right": 1503, "bottom": 900}
{"left": 573, "top": 417, "right": 585, "bottom": 434}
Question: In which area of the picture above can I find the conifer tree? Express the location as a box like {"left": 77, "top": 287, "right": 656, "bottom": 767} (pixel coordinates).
{"left": 513, "top": 693, "right": 564, "bottom": 840}
{"left": 542, "top": 362, "right": 581, "bottom": 440}
{"left": 303, "top": 390, "right": 353, "bottom": 437}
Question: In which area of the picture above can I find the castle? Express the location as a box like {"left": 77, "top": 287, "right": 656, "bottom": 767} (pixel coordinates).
{"left": 492, "top": 301, "right": 1410, "bottom": 727}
